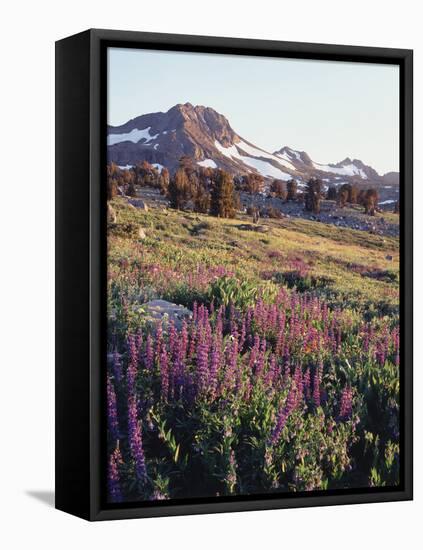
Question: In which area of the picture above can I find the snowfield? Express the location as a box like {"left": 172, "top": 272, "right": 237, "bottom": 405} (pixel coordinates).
{"left": 215, "top": 140, "right": 292, "bottom": 180}
{"left": 197, "top": 159, "right": 218, "bottom": 169}
{"left": 108, "top": 126, "right": 159, "bottom": 146}
{"left": 312, "top": 160, "right": 368, "bottom": 179}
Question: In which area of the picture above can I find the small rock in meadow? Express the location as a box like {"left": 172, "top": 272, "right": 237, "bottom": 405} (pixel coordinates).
{"left": 142, "top": 299, "right": 192, "bottom": 330}
{"left": 107, "top": 203, "right": 117, "bottom": 223}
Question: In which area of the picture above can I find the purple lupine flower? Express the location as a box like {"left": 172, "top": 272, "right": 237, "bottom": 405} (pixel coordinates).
{"left": 270, "top": 395, "right": 291, "bottom": 446}
{"left": 128, "top": 394, "right": 147, "bottom": 481}
{"left": 239, "top": 318, "right": 246, "bottom": 351}
{"left": 197, "top": 304, "right": 208, "bottom": 329}
{"left": 126, "top": 333, "right": 138, "bottom": 392}
{"left": 376, "top": 339, "right": 386, "bottom": 366}
{"left": 112, "top": 351, "right": 123, "bottom": 385}
{"left": 282, "top": 341, "right": 291, "bottom": 376}
{"left": 303, "top": 367, "right": 311, "bottom": 400}
{"left": 255, "top": 338, "right": 267, "bottom": 379}
{"left": 107, "top": 375, "right": 119, "bottom": 443}
{"left": 168, "top": 320, "right": 177, "bottom": 359}
{"left": 108, "top": 444, "right": 123, "bottom": 503}
{"left": 209, "top": 336, "right": 220, "bottom": 398}
{"left": 268, "top": 304, "right": 278, "bottom": 332}
{"left": 135, "top": 330, "right": 143, "bottom": 359}
{"left": 224, "top": 336, "right": 238, "bottom": 391}
{"left": 339, "top": 387, "right": 353, "bottom": 420}
{"left": 159, "top": 345, "right": 169, "bottom": 401}
{"left": 144, "top": 333, "right": 154, "bottom": 371}
{"left": 285, "top": 380, "right": 298, "bottom": 415}
{"left": 275, "top": 325, "right": 285, "bottom": 358}
{"left": 155, "top": 323, "right": 163, "bottom": 363}
{"left": 312, "top": 367, "right": 320, "bottom": 408}
{"left": 196, "top": 336, "right": 209, "bottom": 395}
{"left": 188, "top": 326, "right": 197, "bottom": 359}
{"left": 249, "top": 334, "right": 260, "bottom": 372}
{"left": 293, "top": 364, "right": 303, "bottom": 406}
{"left": 264, "top": 353, "right": 276, "bottom": 388}
{"left": 128, "top": 333, "right": 138, "bottom": 365}
{"left": 271, "top": 377, "right": 299, "bottom": 447}
{"left": 173, "top": 358, "right": 185, "bottom": 401}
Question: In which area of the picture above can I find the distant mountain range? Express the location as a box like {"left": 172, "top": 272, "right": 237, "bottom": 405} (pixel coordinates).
{"left": 107, "top": 103, "right": 399, "bottom": 194}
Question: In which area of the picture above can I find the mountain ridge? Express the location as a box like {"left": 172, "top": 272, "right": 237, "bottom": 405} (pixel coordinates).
{"left": 107, "top": 103, "right": 398, "bottom": 192}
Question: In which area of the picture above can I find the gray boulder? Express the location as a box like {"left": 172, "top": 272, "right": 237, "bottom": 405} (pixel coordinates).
{"left": 142, "top": 299, "right": 192, "bottom": 330}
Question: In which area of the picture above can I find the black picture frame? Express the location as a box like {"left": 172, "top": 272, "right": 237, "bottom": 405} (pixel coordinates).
{"left": 55, "top": 28, "right": 413, "bottom": 521}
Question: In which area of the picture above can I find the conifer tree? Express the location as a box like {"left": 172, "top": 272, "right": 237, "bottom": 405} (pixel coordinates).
{"left": 210, "top": 170, "right": 237, "bottom": 218}
{"left": 168, "top": 168, "right": 190, "bottom": 209}
{"left": 287, "top": 179, "right": 298, "bottom": 201}
{"left": 305, "top": 178, "right": 322, "bottom": 214}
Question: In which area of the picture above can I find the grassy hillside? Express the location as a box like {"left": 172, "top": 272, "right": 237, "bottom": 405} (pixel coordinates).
{"left": 108, "top": 197, "right": 399, "bottom": 317}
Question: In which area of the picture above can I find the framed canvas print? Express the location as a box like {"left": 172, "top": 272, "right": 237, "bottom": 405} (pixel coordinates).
{"left": 55, "top": 29, "right": 413, "bottom": 521}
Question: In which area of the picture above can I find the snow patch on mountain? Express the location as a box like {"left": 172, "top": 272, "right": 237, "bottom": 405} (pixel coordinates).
{"left": 312, "top": 160, "right": 368, "bottom": 179}
{"left": 215, "top": 140, "right": 291, "bottom": 180}
{"left": 274, "top": 152, "right": 297, "bottom": 170}
{"left": 287, "top": 148, "right": 301, "bottom": 161}
{"left": 108, "top": 127, "right": 159, "bottom": 146}
{"left": 379, "top": 199, "right": 396, "bottom": 205}
{"left": 197, "top": 159, "right": 218, "bottom": 168}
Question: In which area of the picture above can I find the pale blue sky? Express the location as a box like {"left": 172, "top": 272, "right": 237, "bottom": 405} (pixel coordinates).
{"left": 108, "top": 47, "right": 399, "bottom": 175}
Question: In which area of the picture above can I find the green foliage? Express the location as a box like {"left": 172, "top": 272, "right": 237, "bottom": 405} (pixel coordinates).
{"left": 209, "top": 276, "right": 259, "bottom": 309}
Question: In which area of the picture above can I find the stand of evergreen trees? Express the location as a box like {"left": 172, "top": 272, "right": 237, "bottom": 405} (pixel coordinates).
{"left": 167, "top": 157, "right": 239, "bottom": 218}
{"left": 107, "top": 157, "right": 384, "bottom": 219}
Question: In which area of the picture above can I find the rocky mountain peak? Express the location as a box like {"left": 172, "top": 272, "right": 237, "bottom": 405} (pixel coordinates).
{"left": 107, "top": 104, "right": 398, "bottom": 200}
